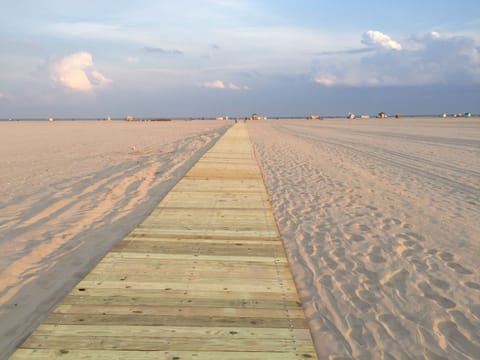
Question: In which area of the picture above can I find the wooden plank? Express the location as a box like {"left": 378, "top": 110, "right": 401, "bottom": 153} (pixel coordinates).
{"left": 62, "top": 295, "right": 303, "bottom": 309}
{"left": 51, "top": 304, "right": 306, "bottom": 318}
{"left": 42, "top": 313, "right": 309, "bottom": 329}
{"left": 12, "top": 349, "right": 317, "bottom": 360}
{"left": 34, "top": 324, "right": 314, "bottom": 340}
{"left": 10, "top": 123, "right": 318, "bottom": 359}
{"left": 63, "top": 287, "right": 301, "bottom": 301}
{"left": 21, "top": 335, "right": 315, "bottom": 352}
{"left": 73, "top": 280, "right": 294, "bottom": 294}
{"left": 102, "top": 252, "right": 288, "bottom": 264}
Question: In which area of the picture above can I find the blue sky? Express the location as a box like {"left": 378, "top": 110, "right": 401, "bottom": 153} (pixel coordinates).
{"left": 1, "top": 0, "right": 479, "bottom": 118}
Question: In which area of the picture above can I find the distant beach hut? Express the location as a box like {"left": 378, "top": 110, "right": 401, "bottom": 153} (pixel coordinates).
{"left": 377, "top": 112, "right": 388, "bottom": 119}
{"left": 464, "top": 112, "right": 472, "bottom": 117}
{"left": 308, "top": 115, "right": 321, "bottom": 120}
{"left": 395, "top": 114, "right": 401, "bottom": 119}
{"left": 347, "top": 113, "right": 356, "bottom": 120}
{"left": 252, "top": 113, "right": 265, "bottom": 120}
{"left": 360, "top": 115, "right": 370, "bottom": 119}
{"left": 215, "top": 117, "right": 224, "bottom": 121}
{"left": 48, "top": 117, "right": 54, "bottom": 122}
{"left": 441, "top": 113, "right": 447, "bottom": 118}
{"left": 126, "top": 115, "right": 135, "bottom": 121}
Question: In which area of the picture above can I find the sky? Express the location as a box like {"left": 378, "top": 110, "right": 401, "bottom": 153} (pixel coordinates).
{"left": 1, "top": 0, "right": 480, "bottom": 118}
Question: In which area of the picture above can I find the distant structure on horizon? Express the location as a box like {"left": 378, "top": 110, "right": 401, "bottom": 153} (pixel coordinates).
{"left": 377, "top": 112, "right": 388, "bottom": 119}
{"left": 251, "top": 113, "right": 267, "bottom": 120}
{"left": 307, "top": 115, "right": 321, "bottom": 120}
{"left": 347, "top": 113, "right": 356, "bottom": 120}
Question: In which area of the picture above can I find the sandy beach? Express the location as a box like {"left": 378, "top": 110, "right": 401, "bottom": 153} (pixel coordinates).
{"left": 0, "top": 120, "right": 229, "bottom": 357}
{"left": 248, "top": 118, "right": 480, "bottom": 359}
{"left": 1, "top": 117, "right": 479, "bottom": 359}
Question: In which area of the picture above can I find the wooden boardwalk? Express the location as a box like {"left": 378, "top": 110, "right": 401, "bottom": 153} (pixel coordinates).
{"left": 11, "top": 123, "right": 318, "bottom": 359}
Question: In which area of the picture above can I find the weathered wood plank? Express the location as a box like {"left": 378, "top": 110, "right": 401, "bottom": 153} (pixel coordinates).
{"left": 64, "top": 287, "right": 301, "bottom": 301}
{"left": 34, "top": 324, "right": 314, "bottom": 340}
{"left": 21, "top": 335, "right": 316, "bottom": 352}
{"left": 102, "top": 252, "right": 288, "bottom": 264}
{"left": 52, "top": 304, "right": 306, "bottom": 319}
{"left": 42, "top": 313, "right": 309, "bottom": 329}
{"left": 12, "top": 349, "right": 317, "bottom": 360}
{"left": 62, "top": 295, "right": 303, "bottom": 309}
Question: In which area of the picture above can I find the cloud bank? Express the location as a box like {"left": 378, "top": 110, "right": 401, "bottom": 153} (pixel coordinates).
{"left": 51, "top": 52, "right": 111, "bottom": 92}
{"left": 314, "top": 31, "right": 480, "bottom": 87}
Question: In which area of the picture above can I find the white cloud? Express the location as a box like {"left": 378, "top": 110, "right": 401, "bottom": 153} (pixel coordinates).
{"left": 203, "top": 80, "right": 226, "bottom": 89}
{"left": 90, "top": 70, "right": 112, "bottom": 86}
{"left": 313, "top": 75, "right": 337, "bottom": 87}
{"left": 201, "top": 80, "right": 247, "bottom": 90}
{"left": 362, "top": 30, "right": 402, "bottom": 50}
{"left": 51, "top": 52, "right": 111, "bottom": 92}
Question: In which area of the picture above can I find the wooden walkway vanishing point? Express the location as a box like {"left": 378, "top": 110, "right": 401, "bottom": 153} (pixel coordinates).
{"left": 11, "top": 123, "right": 318, "bottom": 359}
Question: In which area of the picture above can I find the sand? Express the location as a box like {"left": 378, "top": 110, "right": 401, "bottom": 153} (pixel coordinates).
{"left": 2, "top": 118, "right": 479, "bottom": 359}
{"left": 248, "top": 118, "right": 480, "bottom": 359}
{"left": 0, "top": 120, "right": 229, "bottom": 358}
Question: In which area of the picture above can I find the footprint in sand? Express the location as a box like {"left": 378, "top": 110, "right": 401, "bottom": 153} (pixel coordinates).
{"left": 346, "top": 314, "right": 376, "bottom": 347}
{"left": 340, "top": 283, "right": 371, "bottom": 312}
{"left": 447, "top": 262, "right": 473, "bottom": 275}
{"left": 469, "top": 304, "right": 480, "bottom": 320}
{"left": 331, "top": 246, "right": 346, "bottom": 259}
{"left": 378, "top": 313, "right": 410, "bottom": 339}
{"left": 383, "top": 217, "right": 402, "bottom": 226}
{"left": 428, "top": 275, "right": 450, "bottom": 290}
{"left": 464, "top": 281, "right": 480, "bottom": 291}
{"left": 358, "top": 224, "right": 371, "bottom": 232}
{"left": 411, "top": 257, "right": 429, "bottom": 272}
{"left": 405, "top": 231, "right": 425, "bottom": 241}
{"left": 322, "top": 254, "right": 338, "bottom": 270}
{"left": 367, "top": 245, "right": 386, "bottom": 263}
{"left": 418, "top": 281, "right": 456, "bottom": 309}
{"left": 438, "top": 251, "right": 454, "bottom": 262}
{"left": 382, "top": 268, "right": 409, "bottom": 296}
{"left": 395, "top": 234, "right": 425, "bottom": 261}
{"left": 435, "top": 320, "right": 480, "bottom": 358}
{"left": 350, "top": 234, "right": 365, "bottom": 242}
{"left": 369, "top": 253, "right": 386, "bottom": 264}
{"left": 319, "top": 274, "right": 333, "bottom": 289}
{"left": 448, "top": 310, "right": 479, "bottom": 336}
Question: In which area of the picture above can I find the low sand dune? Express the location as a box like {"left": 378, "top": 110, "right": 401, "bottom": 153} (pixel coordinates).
{"left": 0, "top": 120, "right": 229, "bottom": 357}
{"left": 248, "top": 118, "right": 480, "bottom": 359}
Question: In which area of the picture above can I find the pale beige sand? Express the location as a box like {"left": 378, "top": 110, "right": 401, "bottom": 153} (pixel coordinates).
{"left": 248, "top": 118, "right": 480, "bottom": 359}
{"left": 0, "top": 120, "right": 229, "bottom": 357}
